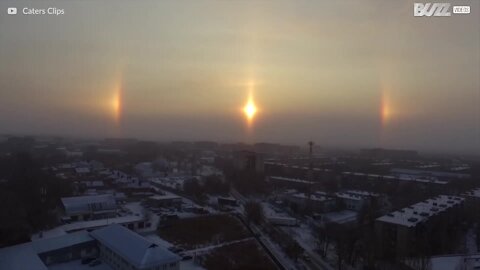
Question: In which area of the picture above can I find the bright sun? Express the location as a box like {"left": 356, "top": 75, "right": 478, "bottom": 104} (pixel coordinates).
{"left": 243, "top": 99, "right": 257, "bottom": 120}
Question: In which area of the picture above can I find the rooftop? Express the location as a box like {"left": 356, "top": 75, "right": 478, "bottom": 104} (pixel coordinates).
{"left": 269, "top": 176, "right": 314, "bottom": 184}
{"left": 341, "top": 171, "right": 449, "bottom": 185}
{"left": 322, "top": 210, "right": 358, "bottom": 224}
{"left": 0, "top": 231, "right": 94, "bottom": 270}
{"left": 335, "top": 192, "right": 365, "bottom": 201}
{"left": 61, "top": 194, "right": 117, "bottom": 215}
{"left": 377, "top": 195, "right": 464, "bottom": 227}
{"left": 91, "top": 224, "right": 180, "bottom": 269}
{"left": 291, "top": 192, "right": 332, "bottom": 202}
{"left": 149, "top": 194, "right": 182, "bottom": 201}
{"left": 62, "top": 215, "right": 144, "bottom": 232}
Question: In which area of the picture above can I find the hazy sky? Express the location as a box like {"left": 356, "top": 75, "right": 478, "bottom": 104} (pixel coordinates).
{"left": 0, "top": 0, "right": 479, "bottom": 153}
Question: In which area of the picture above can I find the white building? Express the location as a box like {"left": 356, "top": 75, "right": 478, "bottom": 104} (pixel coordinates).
{"left": 61, "top": 194, "right": 118, "bottom": 221}
{"left": 91, "top": 224, "right": 181, "bottom": 270}
{"left": 0, "top": 224, "right": 180, "bottom": 270}
{"left": 375, "top": 195, "right": 465, "bottom": 258}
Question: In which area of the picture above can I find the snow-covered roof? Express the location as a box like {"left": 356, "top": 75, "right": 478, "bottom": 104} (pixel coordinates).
{"left": 32, "top": 231, "right": 94, "bottom": 254}
{"left": 345, "top": 190, "right": 380, "bottom": 197}
{"left": 149, "top": 194, "right": 182, "bottom": 201}
{"left": 377, "top": 195, "right": 464, "bottom": 227}
{"left": 335, "top": 192, "right": 364, "bottom": 201}
{"left": 291, "top": 192, "right": 332, "bottom": 202}
{"left": 322, "top": 210, "right": 358, "bottom": 224}
{"left": 0, "top": 231, "right": 93, "bottom": 270}
{"left": 61, "top": 194, "right": 117, "bottom": 215}
{"left": 62, "top": 215, "right": 144, "bottom": 232}
{"left": 341, "top": 171, "right": 448, "bottom": 185}
{"left": 269, "top": 176, "right": 314, "bottom": 184}
{"left": 391, "top": 168, "right": 470, "bottom": 179}
{"left": 91, "top": 224, "right": 180, "bottom": 269}
{"left": 0, "top": 244, "right": 47, "bottom": 270}
{"left": 75, "top": 167, "right": 90, "bottom": 174}
{"left": 84, "top": 180, "right": 105, "bottom": 187}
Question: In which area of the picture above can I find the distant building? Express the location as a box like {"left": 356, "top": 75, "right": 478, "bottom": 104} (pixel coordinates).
{"left": 0, "top": 224, "right": 180, "bottom": 270}
{"left": 81, "top": 180, "right": 105, "bottom": 189}
{"left": 317, "top": 210, "right": 358, "bottom": 225}
{"left": 147, "top": 194, "right": 183, "bottom": 208}
{"left": 335, "top": 190, "right": 389, "bottom": 212}
{"left": 282, "top": 191, "right": 337, "bottom": 213}
{"left": 104, "top": 138, "right": 138, "bottom": 146}
{"left": 360, "top": 148, "right": 418, "bottom": 159}
{"left": 268, "top": 176, "right": 315, "bottom": 189}
{"left": 264, "top": 162, "right": 336, "bottom": 183}
{"left": 75, "top": 167, "right": 91, "bottom": 174}
{"left": 391, "top": 168, "right": 470, "bottom": 181}
{"left": 341, "top": 171, "right": 450, "bottom": 190}
{"left": 193, "top": 141, "right": 218, "bottom": 150}
{"left": 61, "top": 194, "right": 117, "bottom": 221}
{"left": 135, "top": 162, "right": 157, "bottom": 178}
{"left": 335, "top": 192, "right": 367, "bottom": 212}
{"left": 233, "top": 150, "right": 264, "bottom": 173}
{"left": 375, "top": 195, "right": 464, "bottom": 259}
{"left": 253, "top": 143, "right": 300, "bottom": 155}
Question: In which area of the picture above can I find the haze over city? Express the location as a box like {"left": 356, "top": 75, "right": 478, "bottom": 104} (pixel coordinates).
{"left": 2, "top": 1, "right": 480, "bottom": 270}
{"left": 0, "top": 0, "right": 479, "bottom": 154}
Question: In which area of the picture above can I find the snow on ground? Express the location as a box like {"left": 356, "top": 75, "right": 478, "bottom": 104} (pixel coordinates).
{"left": 430, "top": 256, "right": 463, "bottom": 270}
{"left": 31, "top": 227, "right": 67, "bottom": 241}
{"left": 144, "top": 233, "right": 174, "bottom": 249}
{"left": 123, "top": 201, "right": 144, "bottom": 216}
{"left": 284, "top": 224, "right": 317, "bottom": 251}
{"left": 466, "top": 227, "right": 478, "bottom": 254}
{"left": 180, "top": 260, "right": 207, "bottom": 270}
{"left": 283, "top": 223, "right": 336, "bottom": 270}
{"left": 144, "top": 233, "right": 210, "bottom": 270}
{"left": 262, "top": 202, "right": 292, "bottom": 219}
{"left": 48, "top": 260, "right": 112, "bottom": 270}
{"left": 185, "top": 237, "right": 254, "bottom": 255}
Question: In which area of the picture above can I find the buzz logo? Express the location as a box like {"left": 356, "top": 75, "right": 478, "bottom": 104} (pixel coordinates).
{"left": 414, "top": 3, "right": 451, "bottom": 16}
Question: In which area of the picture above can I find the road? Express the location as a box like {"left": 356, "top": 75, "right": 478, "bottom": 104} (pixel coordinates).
{"left": 231, "top": 188, "right": 334, "bottom": 270}
{"left": 303, "top": 249, "right": 334, "bottom": 270}
{"left": 231, "top": 188, "right": 295, "bottom": 270}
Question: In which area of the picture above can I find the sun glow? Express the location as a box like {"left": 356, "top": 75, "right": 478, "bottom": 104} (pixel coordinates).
{"left": 242, "top": 79, "right": 259, "bottom": 125}
{"left": 380, "top": 89, "right": 394, "bottom": 127}
{"left": 110, "top": 79, "right": 123, "bottom": 126}
{"left": 243, "top": 99, "right": 257, "bottom": 120}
